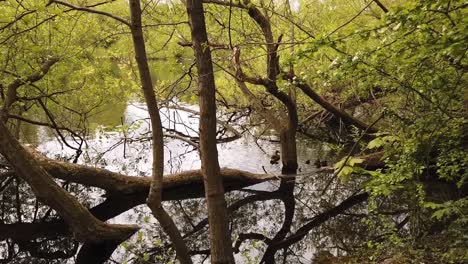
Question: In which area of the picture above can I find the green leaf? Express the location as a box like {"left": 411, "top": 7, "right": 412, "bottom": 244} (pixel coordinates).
{"left": 348, "top": 157, "right": 364, "bottom": 166}
{"left": 368, "top": 137, "right": 384, "bottom": 149}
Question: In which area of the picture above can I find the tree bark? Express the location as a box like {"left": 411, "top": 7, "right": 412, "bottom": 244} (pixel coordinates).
{"left": 128, "top": 1, "right": 192, "bottom": 263}
{"left": 186, "top": 0, "right": 235, "bottom": 262}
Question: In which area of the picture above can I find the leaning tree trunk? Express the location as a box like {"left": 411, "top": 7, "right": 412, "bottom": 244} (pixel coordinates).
{"left": 128, "top": 1, "right": 192, "bottom": 263}
{"left": 0, "top": 116, "right": 138, "bottom": 244}
{"left": 186, "top": 0, "right": 235, "bottom": 263}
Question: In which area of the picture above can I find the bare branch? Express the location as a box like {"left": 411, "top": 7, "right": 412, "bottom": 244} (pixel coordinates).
{"left": 3, "top": 57, "right": 59, "bottom": 112}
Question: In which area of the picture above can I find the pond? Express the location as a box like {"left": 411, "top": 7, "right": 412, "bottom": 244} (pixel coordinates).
{"left": 3, "top": 100, "right": 364, "bottom": 264}
{"left": 29, "top": 101, "right": 321, "bottom": 175}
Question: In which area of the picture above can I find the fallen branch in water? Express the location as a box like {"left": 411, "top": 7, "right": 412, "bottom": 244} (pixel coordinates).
{"left": 31, "top": 151, "right": 274, "bottom": 196}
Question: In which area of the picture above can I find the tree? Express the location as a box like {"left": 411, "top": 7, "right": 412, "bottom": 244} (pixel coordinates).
{"left": 128, "top": 0, "right": 192, "bottom": 262}
{"left": 185, "top": 0, "right": 235, "bottom": 262}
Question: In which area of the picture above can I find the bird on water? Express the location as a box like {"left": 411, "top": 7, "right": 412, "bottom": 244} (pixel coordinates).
{"left": 314, "top": 159, "right": 328, "bottom": 168}
{"left": 270, "top": 150, "right": 280, "bottom": 164}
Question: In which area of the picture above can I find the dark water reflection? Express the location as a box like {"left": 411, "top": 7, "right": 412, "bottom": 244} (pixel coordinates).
{"left": 1, "top": 101, "right": 366, "bottom": 264}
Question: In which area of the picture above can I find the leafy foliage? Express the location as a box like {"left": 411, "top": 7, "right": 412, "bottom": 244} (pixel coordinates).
{"left": 0, "top": 0, "right": 466, "bottom": 263}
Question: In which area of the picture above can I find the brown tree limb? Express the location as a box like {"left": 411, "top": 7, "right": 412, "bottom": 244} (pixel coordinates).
{"left": 290, "top": 77, "right": 379, "bottom": 134}
{"left": 29, "top": 152, "right": 274, "bottom": 194}
{"left": 216, "top": 0, "right": 294, "bottom": 113}
{"left": 3, "top": 57, "right": 59, "bottom": 113}
{"left": 163, "top": 132, "right": 200, "bottom": 149}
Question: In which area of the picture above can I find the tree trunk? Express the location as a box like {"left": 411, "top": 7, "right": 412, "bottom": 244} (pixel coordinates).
{"left": 128, "top": 1, "right": 192, "bottom": 263}
{"left": 186, "top": 0, "right": 235, "bottom": 262}
{"left": 279, "top": 127, "right": 298, "bottom": 175}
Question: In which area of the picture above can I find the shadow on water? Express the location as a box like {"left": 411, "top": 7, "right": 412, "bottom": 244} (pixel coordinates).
{"left": 1, "top": 101, "right": 367, "bottom": 264}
